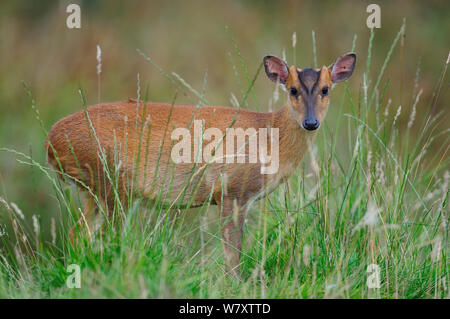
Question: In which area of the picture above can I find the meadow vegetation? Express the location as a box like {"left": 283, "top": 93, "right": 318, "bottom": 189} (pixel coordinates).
{"left": 0, "top": 1, "right": 448, "bottom": 298}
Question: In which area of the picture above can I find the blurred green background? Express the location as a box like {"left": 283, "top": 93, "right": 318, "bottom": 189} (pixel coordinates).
{"left": 0, "top": 0, "right": 448, "bottom": 240}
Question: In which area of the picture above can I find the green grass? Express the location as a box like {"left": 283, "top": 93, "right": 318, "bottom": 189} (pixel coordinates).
{"left": 0, "top": 24, "right": 448, "bottom": 299}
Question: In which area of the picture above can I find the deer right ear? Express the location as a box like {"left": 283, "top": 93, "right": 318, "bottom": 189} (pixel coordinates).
{"left": 263, "top": 55, "right": 289, "bottom": 84}
{"left": 329, "top": 52, "right": 356, "bottom": 83}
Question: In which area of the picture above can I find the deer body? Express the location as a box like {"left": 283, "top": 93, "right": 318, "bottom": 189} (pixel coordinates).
{"left": 48, "top": 101, "right": 303, "bottom": 204}
{"left": 47, "top": 53, "right": 356, "bottom": 276}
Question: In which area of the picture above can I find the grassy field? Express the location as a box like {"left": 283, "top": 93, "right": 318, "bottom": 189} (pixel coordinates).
{"left": 0, "top": 1, "right": 448, "bottom": 298}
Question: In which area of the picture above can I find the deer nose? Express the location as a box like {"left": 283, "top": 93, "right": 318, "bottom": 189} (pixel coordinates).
{"left": 302, "top": 118, "right": 320, "bottom": 131}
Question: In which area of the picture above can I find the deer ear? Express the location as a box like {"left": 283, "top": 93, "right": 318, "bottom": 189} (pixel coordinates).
{"left": 263, "top": 55, "right": 289, "bottom": 84}
{"left": 329, "top": 52, "right": 356, "bottom": 83}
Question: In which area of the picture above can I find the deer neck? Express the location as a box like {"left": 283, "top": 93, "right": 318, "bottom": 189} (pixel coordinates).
{"left": 272, "top": 104, "right": 317, "bottom": 175}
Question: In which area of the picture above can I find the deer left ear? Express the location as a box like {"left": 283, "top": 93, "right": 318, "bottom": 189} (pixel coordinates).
{"left": 329, "top": 52, "right": 356, "bottom": 83}
{"left": 263, "top": 55, "right": 289, "bottom": 85}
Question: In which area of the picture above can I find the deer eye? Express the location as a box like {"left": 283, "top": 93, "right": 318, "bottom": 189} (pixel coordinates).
{"left": 290, "top": 87, "right": 298, "bottom": 96}
{"left": 321, "top": 86, "right": 329, "bottom": 96}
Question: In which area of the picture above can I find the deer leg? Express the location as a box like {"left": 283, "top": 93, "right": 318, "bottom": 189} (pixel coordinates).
{"left": 217, "top": 196, "right": 245, "bottom": 278}
{"left": 69, "top": 195, "right": 95, "bottom": 243}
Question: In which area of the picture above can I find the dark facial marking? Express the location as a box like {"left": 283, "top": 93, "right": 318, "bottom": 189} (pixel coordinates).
{"left": 297, "top": 68, "right": 321, "bottom": 95}
{"left": 296, "top": 68, "right": 322, "bottom": 131}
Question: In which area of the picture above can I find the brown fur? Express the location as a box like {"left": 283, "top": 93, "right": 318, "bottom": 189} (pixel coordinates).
{"left": 46, "top": 53, "right": 355, "bottom": 277}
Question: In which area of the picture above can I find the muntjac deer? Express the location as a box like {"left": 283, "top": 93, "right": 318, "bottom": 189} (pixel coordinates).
{"left": 46, "top": 52, "right": 356, "bottom": 276}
